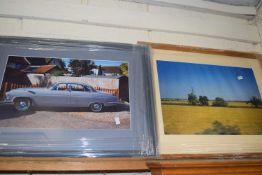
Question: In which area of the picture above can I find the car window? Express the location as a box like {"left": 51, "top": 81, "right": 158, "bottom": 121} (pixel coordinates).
{"left": 70, "top": 84, "right": 85, "bottom": 92}
{"left": 84, "top": 86, "right": 90, "bottom": 92}
{"left": 55, "top": 83, "right": 68, "bottom": 91}
{"left": 86, "top": 86, "right": 96, "bottom": 92}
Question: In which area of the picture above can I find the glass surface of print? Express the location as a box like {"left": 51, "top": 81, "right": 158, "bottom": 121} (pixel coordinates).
{"left": 157, "top": 60, "right": 262, "bottom": 135}
{"left": 0, "top": 56, "right": 130, "bottom": 129}
{"left": 0, "top": 38, "right": 155, "bottom": 157}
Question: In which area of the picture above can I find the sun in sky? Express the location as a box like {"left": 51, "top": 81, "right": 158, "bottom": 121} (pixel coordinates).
{"left": 237, "top": 75, "right": 244, "bottom": 80}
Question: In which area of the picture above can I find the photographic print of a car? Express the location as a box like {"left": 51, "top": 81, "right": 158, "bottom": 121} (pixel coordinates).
{"left": 4, "top": 82, "right": 120, "bottom": 112}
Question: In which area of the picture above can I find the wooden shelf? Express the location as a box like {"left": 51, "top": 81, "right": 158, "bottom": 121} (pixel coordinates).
{"left": 147, "top": 159, "right": 262, "bottom": 175}
{"left": 0, "top": 157, "right": 150, "bottom": 172}
{"left": 1, "top": 155, "right": 262, "bottom": 174}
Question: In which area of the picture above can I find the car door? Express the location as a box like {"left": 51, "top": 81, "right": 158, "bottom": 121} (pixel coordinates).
{"left": 36, "top": 83, "right": 70, "bottom": 107}
{"left": 69, "top": 83, "right": 94, "bottom": 107}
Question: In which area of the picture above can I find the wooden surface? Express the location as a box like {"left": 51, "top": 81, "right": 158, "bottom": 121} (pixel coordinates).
{"left": 257, "top": 54, "right": 262, "bottom": 65}
{"left": 147, "top": 159, "right": 262, "bottom": 175}
{"left": 160, "top": 153, "right": 262, "bottom": 159}
{"left": 0, "top": 157, "right": 149, "bottom": 172}
{"left": 139, "top": 42, "right": 261, "bottom": 59}
{"left": 1, "top": 154, "right": 262, "bottom": 173}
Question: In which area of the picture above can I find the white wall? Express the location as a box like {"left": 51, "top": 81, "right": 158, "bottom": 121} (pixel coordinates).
{"left": 0, "top": 1, "right": 261, "bottom": 174}
{"left": 255, "top": 4, "right": 262, "bottom": 52}
{"left": 0, "top": 0, "right": 261, "bottom": 53}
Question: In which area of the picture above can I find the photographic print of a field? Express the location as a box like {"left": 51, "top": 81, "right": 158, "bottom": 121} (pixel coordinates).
{"left": 157, "top": 60, "right": 262, "bottom": 135}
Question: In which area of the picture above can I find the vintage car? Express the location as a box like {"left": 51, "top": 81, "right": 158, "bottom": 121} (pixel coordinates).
{"left": 4, "top": 82, "right": 120, "bottom": 112}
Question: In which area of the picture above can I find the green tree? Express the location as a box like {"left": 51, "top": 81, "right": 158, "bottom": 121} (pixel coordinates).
{"left": 199, "top": 96, "right": 209, "bottom": 106}
{"left": 120, "top": 63, "right": 128, "bottom": 76}
{"left": 248, "top": 96, "right": 261, "bottom": 108}
{"left": 98, "top": 65, "right": 103, "bottom": 75}
{"left": 212, "top": 97, "right": 228, "bottom": 107}
{"left": 51, "top": 70, "right": 64, "bottom": 76}
{"left": 69, "top": 60, "right": 95, "bottom": 76}
{"left": 188, "top": 89, "right": 198, "bottom": 105}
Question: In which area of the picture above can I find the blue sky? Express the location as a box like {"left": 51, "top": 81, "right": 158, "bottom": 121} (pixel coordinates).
{"left": 62, "top": 58, "right": 70, "bottom": 67}
{"left": 157, "top": 60, "right": 261, "bottom": 101}
{"left": 94, "top": 60, "right": 123, "bottom": 66}
{"left": 62, "top": 58, "right": 123, "bottom": 67}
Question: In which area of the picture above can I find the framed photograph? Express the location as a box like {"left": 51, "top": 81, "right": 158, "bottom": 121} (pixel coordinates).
{"left": 0, "top": 37, "right": 156, "bottom": 157}
{"left": 150, "top": 44, "right": 262, "bottom": 154}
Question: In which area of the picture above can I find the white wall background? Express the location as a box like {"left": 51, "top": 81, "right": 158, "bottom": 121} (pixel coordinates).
{"left": 0, "top": 0, "right": 261, "bottom": 174}
{"left": 0, "top": 0, "right": 261, "bottom": 53}
{"left": 256, "top": 4, "right": 262, "bottom": 51}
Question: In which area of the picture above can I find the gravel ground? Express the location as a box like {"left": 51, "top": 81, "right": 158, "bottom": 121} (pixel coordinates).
{"left": 0, "top": 104, "right": 130, "bottom": 129}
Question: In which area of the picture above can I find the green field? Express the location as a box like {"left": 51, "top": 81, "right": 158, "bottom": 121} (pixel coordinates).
{"left": 162, "top": 103, "right": 262, "bottom": 135}
{"left": 161, "top": 100, "right": 254, "bottom": 107}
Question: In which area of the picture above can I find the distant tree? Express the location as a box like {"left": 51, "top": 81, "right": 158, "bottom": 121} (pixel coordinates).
{"left": 120, "top": 63, "right": 128, "bottom": 76}
{"left": 188, "top": 88, "right": 198, "bottom": 105}
{"left": 69, "top": 60, "right": 81, "bottom": 76}
{"left": 199, "top": 96, "right": 209, "bottom": 106}
{"left": 50, "top": 70, "right": 64, "bottom": 76}
{"left": 248, "top": 96, "right": 261, "bottom": 108}
{"left": 98, "top": 65, "right": 103, "bottom": 75}
{"left": 68, "top": 60, "right": 95, "bottom": 76}
{"left": 212, "top": 97, "right": 228, "bottom": 107}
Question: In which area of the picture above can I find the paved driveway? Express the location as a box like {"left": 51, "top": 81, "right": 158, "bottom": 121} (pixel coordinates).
{"left": 0, "top": 104, "right": 130, "bottom": 129}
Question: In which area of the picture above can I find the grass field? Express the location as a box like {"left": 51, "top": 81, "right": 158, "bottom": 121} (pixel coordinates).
{"left": 162, "top": 103, "right": 262, "bottom": 135}
{"left": 161, "top": 100, "right": 254, "bottom": 107}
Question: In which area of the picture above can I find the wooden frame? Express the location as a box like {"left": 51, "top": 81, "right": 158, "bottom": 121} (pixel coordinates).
{"left": 147, "top": 159, "right": 262, "bottom": 175}
{"left": 139, "top": 42, "right": 262, "bottom": 67}
{"left": 139, "top": 42, "right": 262, "bottom": 60}
{"left": 141, "top": 42, "right": 262, "bottom": 155}
{"left": 143, "top": 42, "right": 262, "bottom": 174}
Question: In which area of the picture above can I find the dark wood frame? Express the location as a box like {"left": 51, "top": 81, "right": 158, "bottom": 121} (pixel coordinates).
{"left": 0, "top": 42, "right": 261, "bottom": 174}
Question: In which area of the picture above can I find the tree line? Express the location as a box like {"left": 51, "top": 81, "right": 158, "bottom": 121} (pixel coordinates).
{"left": 187, "top": 89, "right": 261, "bottom": 107}
{"left": 53, "top": 59, "right": 128, "bottom": 77}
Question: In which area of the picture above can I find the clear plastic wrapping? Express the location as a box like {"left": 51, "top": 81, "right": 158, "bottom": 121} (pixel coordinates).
{"left": 0, "top": 37, "right": 156, "bottom": 157}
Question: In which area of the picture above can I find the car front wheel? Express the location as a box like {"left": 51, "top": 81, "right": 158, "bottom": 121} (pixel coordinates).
{"left": 90, "top": 103, "right": 103, "bottom": 112}
{"left": 14, "top": 98, "right": 31, "bottom": 112}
